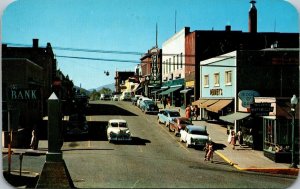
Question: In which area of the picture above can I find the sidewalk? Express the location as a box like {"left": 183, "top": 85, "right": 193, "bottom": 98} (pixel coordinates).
{"left": 161, "top": 104, "right": 299, "bottom": 176}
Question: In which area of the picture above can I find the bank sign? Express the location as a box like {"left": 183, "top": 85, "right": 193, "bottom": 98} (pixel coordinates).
{"left": 8, "top": 88, "right": 40, "bottom": 101}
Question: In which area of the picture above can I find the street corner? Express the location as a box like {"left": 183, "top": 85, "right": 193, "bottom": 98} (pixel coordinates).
{"left": 214, "top": 150, "right": 240, "bottom": 168}
{"left": 243, "top": 168, "right": 299, "bottom": 176}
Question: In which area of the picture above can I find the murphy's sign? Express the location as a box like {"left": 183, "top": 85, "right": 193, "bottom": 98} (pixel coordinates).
{"left": 8, "top": 88, "right": 40, "bottom": 101}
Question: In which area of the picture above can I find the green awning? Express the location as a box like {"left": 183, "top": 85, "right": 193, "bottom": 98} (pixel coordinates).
{"left": 219, "top": 112, "right": 251, "bottom": 124}
{"left": 159, "top": 86, "right": 182, "bottom": 95}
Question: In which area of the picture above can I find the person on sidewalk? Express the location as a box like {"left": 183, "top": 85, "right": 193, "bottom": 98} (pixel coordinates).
{"left": 167, "top": 97, "right": 171, "bottom": 109}
{"left": 194, "top": 105, "right": 200, "bottom": 120}
{"left": 185, "top": 104, "right": 192, "bottom": 122}
{"left": 230, "top": 130, "right": 236, "bottom": 150}
{"left": 163, "top": 97, "right": 167, "bottom": 109}
{"left": 237, "top": 129, "right": 243, "bottom": 147}
{"left": 30, "top": 128, "right": 39, "bottom": 150}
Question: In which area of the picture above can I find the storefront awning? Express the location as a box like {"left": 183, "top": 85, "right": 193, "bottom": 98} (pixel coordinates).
{"left": 192, "top": 99, "right": 208, "bottom": 106}
{"left": 180, "top": 89, "right": 192, "bottom": 94}
{"left": 159, "top": 86, "right": 181, "bottom": 95}
{"left": 206, "top": 99, "right": 233, "bottom": 113}
{"left": 199, "top": 99, "right": 219, "bottom": 108}
{"left": 151, "top": 88, "right": 167, "bottom": 94}
{"left": 219, "top": 112, "right": 251, "bottom": 124}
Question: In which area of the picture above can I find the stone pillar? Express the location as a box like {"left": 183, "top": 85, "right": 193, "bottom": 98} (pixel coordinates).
{"left": 36, "top": 92, "right": 74, "bottom": 188}
{"left": 46, "top": 92, "right": 63, "bottom": 162}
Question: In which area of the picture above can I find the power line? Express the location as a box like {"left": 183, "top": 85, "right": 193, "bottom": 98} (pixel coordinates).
{"left": 4, "top": 42, "right": 199, "bottom": 57}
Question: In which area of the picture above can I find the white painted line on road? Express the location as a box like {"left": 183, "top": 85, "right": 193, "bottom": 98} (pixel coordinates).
{"left": 131, "top": 179, "right": 140, "bottom": 188}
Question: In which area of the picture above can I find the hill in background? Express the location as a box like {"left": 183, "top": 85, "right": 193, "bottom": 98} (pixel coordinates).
{"left": 88, "top": 83, "right": 115, "bottom": 92}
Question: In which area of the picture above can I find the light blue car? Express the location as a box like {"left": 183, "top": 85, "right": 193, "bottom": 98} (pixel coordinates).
{"left": 157, "top": 110, "right": 181, "bottom": 127}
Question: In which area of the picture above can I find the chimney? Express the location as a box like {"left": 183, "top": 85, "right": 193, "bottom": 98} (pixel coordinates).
{"left": 225, "top": 25, "right": 231, "bottom": 32}
{"left": 249, "top": 0, "right": 257, "bottom": 33}
{"left": 33, "top": 38, "right": 39, "bottom": 48}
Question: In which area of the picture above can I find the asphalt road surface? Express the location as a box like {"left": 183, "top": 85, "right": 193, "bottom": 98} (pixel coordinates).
{"left": 2, "top": 100, "right": 298, "bottom": 188}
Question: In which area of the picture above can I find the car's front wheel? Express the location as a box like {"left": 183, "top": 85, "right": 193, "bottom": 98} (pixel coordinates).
{"left": 157, "top": 118, "right": 160, "bottom": 124}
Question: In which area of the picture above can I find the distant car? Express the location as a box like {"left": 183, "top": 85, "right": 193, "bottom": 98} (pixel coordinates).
{"left": 106, "top": 119, "right": 132, "bottom": 142}
{"left": 100, "top": 94, "right": 105, "bottom": 100}
{"left": 137, "top": 96, "right": 151, "bottom": 108}
{"left": 169, "top": 117, "right": 193, "bottom": 136}
{"left": 112, "top": 94, "right": 120, "bottom": 101}
{"left": 120, "top": 91, "right": 133, "bottom": 101}
{"left": 140, "top": 100, "right": 159, "bottom": 114}
{"left": 104, "top": 94, "right": 111, "bottom": 100}
{"left": 131, "top": 95, "right": 142, "bottom": 105}
{"left": 157, "top": 110, "right": 181, "bottom": 127}
{"left": 180, "top": 125, "right": 210, "bottom": 148}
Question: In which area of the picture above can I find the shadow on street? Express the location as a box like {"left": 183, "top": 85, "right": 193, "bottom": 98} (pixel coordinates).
{"left": 86, "top": 103, "right": 137, "bottom": 116}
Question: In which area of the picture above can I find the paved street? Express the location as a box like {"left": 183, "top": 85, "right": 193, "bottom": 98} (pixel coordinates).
{"left": 2, "top": 100, "right": 299, "bottom": 188}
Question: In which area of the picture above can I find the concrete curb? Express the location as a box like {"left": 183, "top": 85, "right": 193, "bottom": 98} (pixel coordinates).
{"left": 215, "top": 151, "right": 299, "bottom": 176}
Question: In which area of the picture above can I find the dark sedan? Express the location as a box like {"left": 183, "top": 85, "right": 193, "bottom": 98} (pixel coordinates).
{"left": 140, "top": 100, "right": 159, "bottom": 114}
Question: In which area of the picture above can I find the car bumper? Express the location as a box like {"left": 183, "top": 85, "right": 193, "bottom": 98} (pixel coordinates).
{"left": 109, "top": 137, "right": 132, "bottom": 141}
{"left": 190, "top": 141, "right": 208, "bottom": 146}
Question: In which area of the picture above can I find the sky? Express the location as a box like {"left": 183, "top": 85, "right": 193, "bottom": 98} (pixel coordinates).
{"left": 1, "top": 0, "right": 299, "bottom": 90}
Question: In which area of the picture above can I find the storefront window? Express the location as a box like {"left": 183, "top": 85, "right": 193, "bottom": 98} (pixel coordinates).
{"left": 263, "top": 118, "right": 291, "bottom": 153}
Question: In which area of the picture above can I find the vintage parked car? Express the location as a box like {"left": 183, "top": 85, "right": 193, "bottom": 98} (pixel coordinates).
{"left": 131, "top": 95, "right": 142, "bottom": 105}
{"left": 120, "top": 91, "right": 133, "bottom": 101}
{"left": 140, "top": 100, "right": 159, "bottom": 114}
{"left": 111, "top": 94, "right": 120, "bottom": 101}
{"left": 180, "top": 125, "right": 211, "bottom": 148}
{"left": 106, "top": 119, "right": 132, "bottom": 142}
{"left": 169, "top": 117, "right": 193, "bottom": 136}
{"left": 137, "top": 96, "right": 151, "bottom": 108}
{"left": 157, "top": 110, "right": 181, "bottom": 127}
{"left": 65, "top": 113, "right": 88, "bottom": 135}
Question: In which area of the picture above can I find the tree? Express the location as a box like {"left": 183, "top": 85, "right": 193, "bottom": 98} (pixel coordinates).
{"left": 99, "top": 88, "right": 112, "bottom": 95}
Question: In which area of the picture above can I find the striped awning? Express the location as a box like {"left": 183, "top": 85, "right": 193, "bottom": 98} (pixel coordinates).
{"left": 206, "top": 99, "right": 233, "bottom": 113}
{"left": 199, "top": 99, "right": 219, "bottom": 108}
{"left": 192, "top": 99, "right": 208, "bottom": 106}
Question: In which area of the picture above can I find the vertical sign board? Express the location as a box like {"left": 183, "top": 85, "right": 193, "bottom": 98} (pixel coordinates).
{"left": 149, "top": 48, "right": 161, "bottom": 87}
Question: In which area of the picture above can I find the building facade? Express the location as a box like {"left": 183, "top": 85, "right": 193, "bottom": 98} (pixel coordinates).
{"left": 197, "top": 48, "right": 299, "bottom": 156}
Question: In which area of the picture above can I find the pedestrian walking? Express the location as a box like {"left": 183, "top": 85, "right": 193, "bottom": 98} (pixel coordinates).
{"left": 163, "top": 97, "right": 167, "bottom": 109}
{"left": 194, "top": 105, "right": 200, "bottom": 120}
{"left": 237, "top": 129, "right": 243, "bottom": 147}
{"left": 185, "top": 104, "right": 192, "bottom": 122}
{"left": 167, "top": 97, "right": 171, "bottom": 109}
{"left": 204, "top": 142, "right": 209, "bottom": 160}
{"left": 205, "top": 142, "right": 214, "bottom": 162}
{"left": 30, "top": 129, "right": 38, "bottom": 150}
{"left": 230, "top": 130, "right": 236, "bottom": 150}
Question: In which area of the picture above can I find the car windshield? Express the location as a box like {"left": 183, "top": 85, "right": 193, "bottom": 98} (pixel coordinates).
{"left": 190, "top": 130, "right": 208, "bottom": 135}
{"left": 169, "top": 112, "right": 180, "bottom": 117}
{"left": 144, "top": 100, "right": 154, "bottom": 104}
{"left": 119, "top": 122, "right": 127, "bottom": 127}
{"left": 111, "top": 123, "right": 118, "bottom": 127}
{"left": 180, "top": 120, "right": 192, "bottom": 125}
